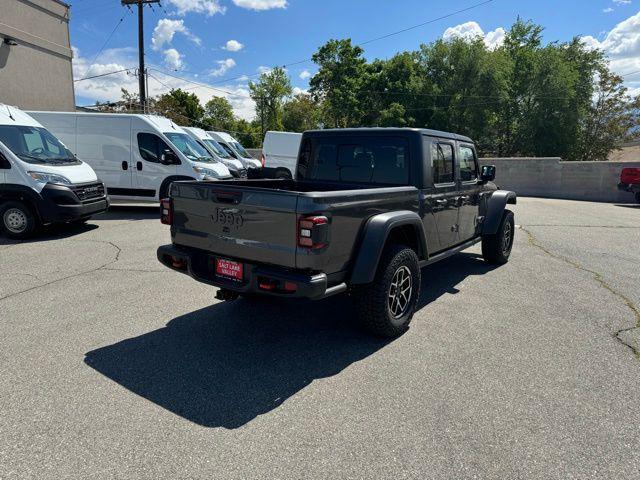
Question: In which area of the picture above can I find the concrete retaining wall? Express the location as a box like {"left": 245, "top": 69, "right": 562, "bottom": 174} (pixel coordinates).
{"left": 246, "top": 148, "right": 639, "bottom": 203}
{"left": 480, "top": 158, "right": 640, "bottom": 203}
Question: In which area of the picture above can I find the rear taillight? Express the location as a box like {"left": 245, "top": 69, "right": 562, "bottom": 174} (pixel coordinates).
{"left": 160, "top": 198, "right": 173, "bottom": 225}
{"left": 621, "top": 167, "right": 640, "bottom": 184}
{"left": 261, "top": 153, "right": 266, "bottom": 168}
{"left": 298, "top": 215, "right": 329, "bottom": 249}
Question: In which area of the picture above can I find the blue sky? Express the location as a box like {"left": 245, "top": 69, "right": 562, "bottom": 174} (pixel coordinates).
{"left": 70, "top": 0, "right": 640, "bottom": 119}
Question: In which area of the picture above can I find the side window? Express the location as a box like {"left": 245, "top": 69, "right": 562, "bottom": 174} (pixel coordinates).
{"left": 459, "top": 145, "right": 478, "bottom": 182}
{"left": 431, "top": 142, "right": 454, "bottom": 184}
{"left": 137, "top": 133, "right": 169, "bottom": 163}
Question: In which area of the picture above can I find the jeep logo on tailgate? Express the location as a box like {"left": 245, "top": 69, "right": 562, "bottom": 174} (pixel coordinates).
{"left": 212, "top": 208, "right": 244, "bottom": 229}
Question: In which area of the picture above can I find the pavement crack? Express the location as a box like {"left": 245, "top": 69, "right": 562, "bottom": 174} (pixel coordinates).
{"left": 520, "top": 225, "right": 640, "bottom": 358}
{"left": 0, "top": 240, "right": 123, "bottom": 303}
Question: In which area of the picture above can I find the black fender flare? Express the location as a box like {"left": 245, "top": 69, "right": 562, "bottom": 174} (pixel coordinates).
{"left": 0, "top": 183, "right": 45, "bottom": 221}
{"left": 159, "top": 176, "right": 196, "bottom": 199}
{"left": 349, "top": 210, "right": 427, "bottom": 285}
{"left": 482, "top": 190, "right": 516, "bottom": 235}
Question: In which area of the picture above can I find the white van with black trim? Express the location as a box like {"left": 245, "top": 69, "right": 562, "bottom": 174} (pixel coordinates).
{"left": 0, "top": 105, "right": 109, "bottom": 239}
{"left": 181, "top": 127, "right": 247, "bottom": 179}
{"left": 207, "top": 131, "right": 261, "bottom": 170}
{"left": 29, "top": 112, "right": 232, "bottom": 202}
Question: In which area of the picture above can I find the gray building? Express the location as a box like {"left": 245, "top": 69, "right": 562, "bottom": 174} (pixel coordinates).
{"left": 0, "top": 0, "right": 75, "bottom": 111}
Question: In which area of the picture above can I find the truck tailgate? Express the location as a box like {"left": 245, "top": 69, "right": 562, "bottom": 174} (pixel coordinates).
{"left": 171, "top": 182, "right": 299, "bottom": 268}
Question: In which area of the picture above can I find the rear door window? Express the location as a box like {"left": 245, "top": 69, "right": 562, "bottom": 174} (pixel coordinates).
{"left": 298, "top": 136, "right": 409, "bottom": 185}
{"left": 431, "top": 142, "right": 455, "bottom": 185}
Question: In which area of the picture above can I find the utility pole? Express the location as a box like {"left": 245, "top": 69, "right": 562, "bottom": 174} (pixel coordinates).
{"left": 121, "top": 0, "right": 159, "bottom": 111}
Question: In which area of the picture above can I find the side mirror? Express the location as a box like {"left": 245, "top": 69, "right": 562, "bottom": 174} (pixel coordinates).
{"left": 160, "top": 149, "right": 178, "bottom": 165}
{"left": 480, "top": 164, "right": 496, "bottom": 182}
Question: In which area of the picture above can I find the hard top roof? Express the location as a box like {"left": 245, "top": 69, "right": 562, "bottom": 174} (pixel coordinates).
{"left": 303, "top": 127, "right": 473, "bottom": 143}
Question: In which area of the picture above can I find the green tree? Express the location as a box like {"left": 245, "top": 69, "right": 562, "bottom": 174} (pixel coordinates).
{"left": 249, "top": 67, "right": 292, "bottom": 133}
{"left": 203, "top": 96, "right": 235, "bottom": 131}
{"left": 573, "top": 69, "right": 640, "bottom": 161}
{"left": 282, "top": 93, "right": 321, "bottom": 132}
{"left": 154, "top": 88, "right": 204, "bottom": 126}
{"left": 310, "top": 39, "right": 367, "bottom": 127}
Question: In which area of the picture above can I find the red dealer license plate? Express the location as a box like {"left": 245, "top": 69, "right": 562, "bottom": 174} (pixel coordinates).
{"left": 216, "top": 258, "right": 243, "bottom": 281}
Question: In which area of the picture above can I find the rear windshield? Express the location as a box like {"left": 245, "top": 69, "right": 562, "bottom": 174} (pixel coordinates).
{"left": 297, "top": 136, "right": 409, "bottom": 185}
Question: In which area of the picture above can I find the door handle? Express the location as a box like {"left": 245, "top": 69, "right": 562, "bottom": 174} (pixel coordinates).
{"left": 122, "top": 161, "right": 128, "bottom": 171}
{"left": 137, "top": 161, "right": 142, "bottom": 171}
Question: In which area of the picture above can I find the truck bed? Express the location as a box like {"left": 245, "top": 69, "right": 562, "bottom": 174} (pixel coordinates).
{"left": 169, "top": 179, "right": 419, "bottom": 273}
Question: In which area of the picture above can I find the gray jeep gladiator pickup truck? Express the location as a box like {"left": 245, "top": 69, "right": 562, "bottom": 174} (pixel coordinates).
{"left": 157, "top": 128, "right": 516, "bottom": 337}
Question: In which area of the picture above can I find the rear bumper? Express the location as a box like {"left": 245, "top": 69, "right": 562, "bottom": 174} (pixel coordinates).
{"left": 157, "top": 244, "right": 343, "bottom": 299}
{"left": 618, "top": 182, "right": 639, "bottom": 193}
{"left": 37, "top": 183, "right": 110, "bottom": 224}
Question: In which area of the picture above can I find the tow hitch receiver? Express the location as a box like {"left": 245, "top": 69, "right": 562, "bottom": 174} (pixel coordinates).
{"left": 216, "top": 288, "right": 240, "bottom": 301}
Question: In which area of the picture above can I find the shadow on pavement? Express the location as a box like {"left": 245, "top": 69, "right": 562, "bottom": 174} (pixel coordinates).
{"left": 0, "top": 222, "right": 99, "bottom": 245}
{"left": 614, "top": 204, "right": 640, "bottom": 209}
{"left": 96, "top": 205, "right": 159, "bottom": 221}
{"left": 84, "top": 252, "right": 495, "bottom": 429}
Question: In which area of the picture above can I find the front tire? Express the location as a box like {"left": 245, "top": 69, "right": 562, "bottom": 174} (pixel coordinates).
{"left": 354, "top": 245, "right": 421, "bottom": 338}
{"left": 1, "top": 201, "right": 37, "bottom": 239}
{"left": 482, "top": 209, "right": 514, "bottom": 265}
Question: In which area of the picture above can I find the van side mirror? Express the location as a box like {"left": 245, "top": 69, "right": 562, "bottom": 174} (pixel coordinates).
{"left": 0, "top": 151, "right": 11, "bottom": 169}
{"left": 160, "top": 149, "right": 178, "bottom": 165}
{"left": 480, "top": 165, "right": 496, "bottom": 182}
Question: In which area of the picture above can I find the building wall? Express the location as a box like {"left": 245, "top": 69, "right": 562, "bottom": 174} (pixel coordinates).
{"left": 0, "top": 0, "right": 75, "bottom": 111}
{"left": 480, "top": 158, "right": 640, "bottom": 203}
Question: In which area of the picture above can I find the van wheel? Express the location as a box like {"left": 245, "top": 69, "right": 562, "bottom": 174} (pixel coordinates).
{"left": 482, "top": 209, "right": 515, "bottom": 265}
{"left": 1, "top": 201, "right": 37, "bottom": 239}
{"left": 354, "top": 245, "right": 421, "bottom": 338}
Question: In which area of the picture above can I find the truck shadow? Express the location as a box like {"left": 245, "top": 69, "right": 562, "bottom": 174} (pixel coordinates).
{"left": 0, "top": 222, "right": 99, "bottom": 245}
{"left": 97, "top": 205, "right": 160, "bottom": 221}
{"left": 84, "top": 252, "right": 494, "bottom": 429}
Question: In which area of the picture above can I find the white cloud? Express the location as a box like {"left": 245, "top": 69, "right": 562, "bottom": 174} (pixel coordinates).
{"left": 165, "top": 0, "right": 226, "bottom": 16}
{"left": 73, "top": 48, "right": 256, "bottom": 120}
{"left": 299, "top": 69, "right": 311, "bottom": 80}
{"left": 222, "top": 40, "right": 244, "bottom": 52}
{"left": 209, "top": 58, "right": 236, "bottom": 77}
{"left": 257, "top": 65, "right": 272, "bottom": 74}
{"left": 232, "top": 0, "right": 287, "bottom": 11}
{"left": 613, "top": 0, "right": 631, "bottom": 5}
{"left": 603, "top": 7, "right": 614, "bottom": 13}
{"left": 581, "top": 11, "right": 640, "bottom": 92}
{"left": 292, "top": 87, "right": 308, "bottom": 95}
{"left": 442, "top": 21, "right": 505, "bottom": 50}
{"left": 163, "top": 49, "right": 184, "bottom": 70}
{"left": 151, "top": 19, "right": 200, "bottom": 51}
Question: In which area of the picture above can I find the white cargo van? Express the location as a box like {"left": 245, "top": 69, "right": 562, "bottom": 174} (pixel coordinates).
{"left": 0, "top": 105, "right": 109, "bottom": 238}
{"left": 262, "top": 131, "right": 302, "bottom": 179}
{"left": 29, "top": 112, "right": 231, "bottom": 202}
{"left": 181, "top": 127, "right": 247, "bottom": 178}
{"left": 208, "top": 131, "right": 261, "bottom": 170}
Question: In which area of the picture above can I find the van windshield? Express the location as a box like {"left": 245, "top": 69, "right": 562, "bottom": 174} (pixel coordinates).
{"left": 0, "top": 125, "right": 80, "bottom": 165}
{"left": 203, "top": 138, "right": 232, "bottom": 159}
{"left": 231, "top": 141, "right": 250, "bottom": 158}
{"left": 165, "top": 132, "right": 216, "bottom": 163}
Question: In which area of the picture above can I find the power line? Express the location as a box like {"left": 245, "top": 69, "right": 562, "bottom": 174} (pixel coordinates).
{"left": 205, "top": 0, "right": 497, "bottom": 86}
{"left": 74, "top": 68, "right": 133, "bottom": 82}
{"left": 149, "top": 69, "right": 237, "bottom": 96}
{"left": 75, "top": 11, "right": 130, "bottom": 81}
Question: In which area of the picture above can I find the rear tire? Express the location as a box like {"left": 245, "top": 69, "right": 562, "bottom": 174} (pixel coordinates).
{"left": 354, "top": 245, "right": 421, "bottom": 338}
{"left": 482, "top": 209, "right": 514, "bottom": 265}
{"left": 1, "top": 201, "right": 37, "bottom": 239}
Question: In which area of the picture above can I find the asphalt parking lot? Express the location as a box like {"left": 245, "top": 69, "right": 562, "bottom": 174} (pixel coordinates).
{"left": 1, "top": 197, "right": 639, "bottom": 479}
